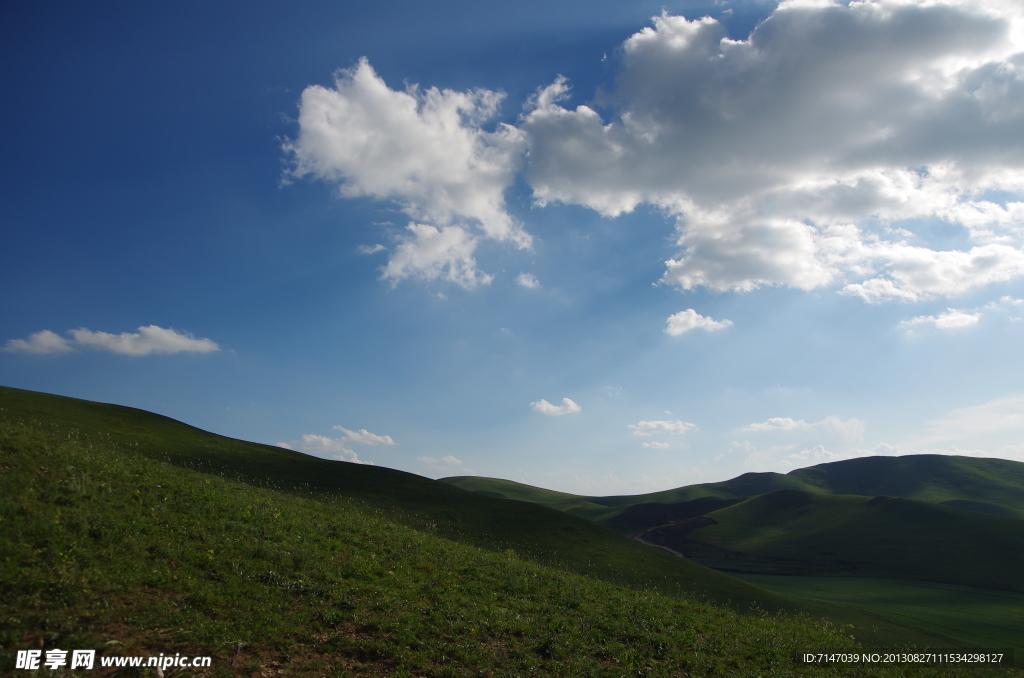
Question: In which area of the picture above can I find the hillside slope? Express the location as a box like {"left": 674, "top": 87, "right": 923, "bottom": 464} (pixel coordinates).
{"left": 0, "top": 386, "right": 816, "bottom": 614}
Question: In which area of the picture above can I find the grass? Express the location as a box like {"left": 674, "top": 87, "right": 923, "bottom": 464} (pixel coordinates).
{"left": 3, "top": 416, "right": 996, "bottom": 677}
{"left": 686, "top": 490, "right": 1024, "bottom": 592}
{"left": 0, "top": 386, "right": 826, "bottom": 614}
{"left": 731, "top": 576, "right": 1024, "bottom": 655}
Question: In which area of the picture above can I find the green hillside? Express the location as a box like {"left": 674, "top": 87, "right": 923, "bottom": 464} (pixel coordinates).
{"left": 0, "top": 386, "right": 795, "bottom": 613}
{"left": 1, "top": 390, "right": 983, "bottom": 675}
{"left": 686, "top": 490, "right": 1024, "bottom": 591}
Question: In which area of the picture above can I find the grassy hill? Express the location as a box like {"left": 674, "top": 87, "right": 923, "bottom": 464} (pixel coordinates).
{"left": 0, "top": 386, "right": 799, "bottom": 613}
{"left": 1, "top": 388, "right": 988, "bottom": 675}
{"left": 684, "top": 490, "right": 1024, "bottom": 592}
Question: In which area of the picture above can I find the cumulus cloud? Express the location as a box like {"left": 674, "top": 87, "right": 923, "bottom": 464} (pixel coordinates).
{"left": 3, "top": 330, "right": 73, "bottom": 355}
{"left": 333, "top": 426, "right": 395, "bottom": 446}
{"left": 276, "top": 424, "right": 393, "bottom": 464}
{"left": 742, "top": 415, "right": 865, "bottom": 443}
{"left": 516, "top": 272, "right": 540, "bottom": 289}
{"left": 519, "top": 2, "right": 1024, "bottom": 299}
{"left": 900, "top": 308, "right": 982, "bottom": 330}
{"left": 381, "top": 223, "right": 492, "bottom": 288}
{"left": 531, "top": 398, "right": 582, "bottom": 416}
{"left": 276, "top": 434, "right": 373, "bottom": 464}
{"left": 4, "top": 325, "right": 219, "bottom": 356}
{"left": 629, "top": 419, "right": 696, "bottom": 436}
{"left": 286, "top": 58, "right": 528, "bottom": 286}
{"left": 664, "top": 309, "right": 733, "bottom": 335}
{"left": 641, "top": 441, "right": 670, "bottom": 449}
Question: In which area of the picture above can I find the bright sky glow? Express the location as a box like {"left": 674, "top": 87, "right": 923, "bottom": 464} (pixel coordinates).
{"left": 3, "top": 0, "right": 1024, "bottom": 494}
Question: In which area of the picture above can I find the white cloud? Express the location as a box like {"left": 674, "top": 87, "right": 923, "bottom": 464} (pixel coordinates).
{"left": 418, "top": 455, "right": 475, "bottom": 475}
{"left": 277, "top": 423, "right": 394, "bottom": 465}
{"left": 641, "top": 441, "right": 670, "bottom": 449}
{"left": 519, "top": 2, "right": 1024, "bottom": 299}
{"left": 358, "top": 243, "right": 386, "bottom": 254}
{"left": 3, "top": 330, "right": 73, "bottom": 354}
{"left": 742, "top": 415, "right": 865, "bottom": 443}
{"left": 900, "top": 308, "right": 982, "bottom": 330}
{"left": 277, "top": 434, "right": 373, "bottom": 465}
{"left": 629, "top": 419, "right": 696, "bottom": 436}
{"left": 743, "top": 417, "right": 805, "bottom": 432}
{"left": 332, "top": 425, "right": 395, "bottom": 446}
{"left": 286, "top": 58, "right": 529, "bottom": 287}
{"left": 531, "top": 397, "right": 582, "bottom": 416}
{"left": 381, "top": 223, "right": 492, "bottom": 288}
{"left": 4, "top": 326, "right": 219, "bottom": 356}
{"left": 516, "top": 272, "right": 540, "bottom": 289}
{"left": 664, "top": 309, "right": 733, "bottom": 336}
{"left": 68, "top": 326, "right": 220, "bottom": 355}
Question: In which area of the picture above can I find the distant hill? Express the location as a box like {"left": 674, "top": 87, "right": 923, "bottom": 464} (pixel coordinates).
{"left": 443, "top": 453, "right": 1024, "bottom": 531}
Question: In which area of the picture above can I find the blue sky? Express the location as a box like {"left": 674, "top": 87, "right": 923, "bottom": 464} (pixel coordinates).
{"left": 3, "top": 0, "right": 1024, "bottom": 495}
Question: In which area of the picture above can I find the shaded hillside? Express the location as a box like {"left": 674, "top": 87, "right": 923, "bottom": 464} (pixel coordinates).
{"left": 685, "top": 490, "right": 1024, "bottom": 591}
{"left": 609, "top": 497, "right": 743, "bottom": 532}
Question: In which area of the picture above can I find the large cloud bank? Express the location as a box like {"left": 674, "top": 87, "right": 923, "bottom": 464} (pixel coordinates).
{"left": 290, "top": 0, "right": 1024, "bottom": 299}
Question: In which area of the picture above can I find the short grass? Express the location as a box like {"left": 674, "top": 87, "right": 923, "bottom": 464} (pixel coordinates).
{"left": 3, "top": 416, "right": 993, "bottom": 677}
{"left": 688, "top": 491, "right": 1024, "bottom": 592}
{"left": 731, "top": 576, "right": 1024, "bottom": 656}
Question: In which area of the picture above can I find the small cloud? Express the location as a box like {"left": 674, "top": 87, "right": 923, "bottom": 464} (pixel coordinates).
{"left": 743, "top": 417, "right": 804, "bottom": 432}
{"left": 742, "top": 415, "right": 864, "bottom": 443}
{"left": 286, "top": 433, "right": 373, "bottom": 464}
{"left": 333, "top": 425, "right": 395, "bottom": 445}
{"left": 517, "top": 272, "right": 540, "bottom": 289}
{"left": 4, "top": 325, "right": 219, "bottom": 356}
{"left": 358, "top": 243, "right": 386, "bottom": 254}
{"left": 629, "top": 420, "right": 696, "bottom": 437}
{"left": 642, "top": 441, "right": 670, "bottom": 449}
{"left": 531, "top": 397, "right": 582, "bottom": 416}
{"left": 665, "top": 309, "right": 732, "bottom": 336}
{"left": 419, "top": 455, "right": 474, "bottom": 474}
{"left": 900, "top": 308, "right": 981, "bottom": 331}
{"left": 3, "top": 330, "right": 74, "bottom": 354}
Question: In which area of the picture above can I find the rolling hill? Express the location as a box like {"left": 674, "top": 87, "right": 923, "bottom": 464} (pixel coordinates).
{"left": 443, "top": 453, "right": 1024, "bottom": 532}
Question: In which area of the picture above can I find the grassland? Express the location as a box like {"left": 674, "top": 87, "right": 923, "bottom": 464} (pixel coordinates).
{"left": 3, "top": 410, "right": 992, "bottom": 676}
{"left": 0, "top": 386, "right": 814, "bottom": 614}
{"left": 731, "top": 576, "right": 1024, "bottom": 655}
